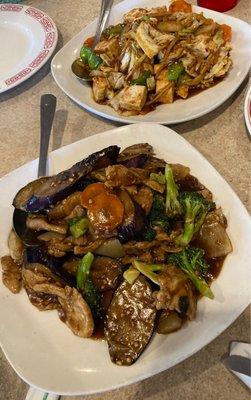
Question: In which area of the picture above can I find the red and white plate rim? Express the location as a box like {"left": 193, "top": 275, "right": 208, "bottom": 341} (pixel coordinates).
{"left": 0, "top": 4, "right": 58, "bottom": 93}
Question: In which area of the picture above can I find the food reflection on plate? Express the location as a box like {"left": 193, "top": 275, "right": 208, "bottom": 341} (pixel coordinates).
{"left": 1, "top": 143, "right": 232, "bottom": 366}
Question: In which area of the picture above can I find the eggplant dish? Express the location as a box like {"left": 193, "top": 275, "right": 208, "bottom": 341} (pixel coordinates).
{"left": 1, "top": 143, "right": 232, "bottom": 365}
{"left": 74, "top": 0, "right": 232, "bottom": 116}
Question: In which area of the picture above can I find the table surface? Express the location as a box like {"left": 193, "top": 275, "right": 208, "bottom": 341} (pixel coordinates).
{"left": 0, "top": 1, "right": 250, "bottom": 399}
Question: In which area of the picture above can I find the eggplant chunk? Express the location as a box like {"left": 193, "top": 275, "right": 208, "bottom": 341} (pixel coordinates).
{"left": 13, "top": 145, "right": 120, "bottom": 212}
{"left": 91, "top": 257, "right": 122, "bottom": 292}
{"left": 105, "top": 276, "right": 156, "bottom": 365}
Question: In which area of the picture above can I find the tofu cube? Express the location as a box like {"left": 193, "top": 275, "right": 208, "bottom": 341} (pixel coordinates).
{"left": 92, "top": 76, "right": 108, "bottom": 102}
{"left": 119, "top": 85, "right": 147, "bottom": 111}
{"left": 156, "top": 79, "right": 175, "bottom": 103}
{"left": 94, "top": 38, "right": 119, "bottom": 58}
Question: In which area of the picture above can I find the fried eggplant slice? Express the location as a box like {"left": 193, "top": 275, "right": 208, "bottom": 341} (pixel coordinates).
{"left": 13, "top": 145, "right": 120, "bottom": 212}
{"left": 105, "top": 276, "right": 156, "bottom": 365}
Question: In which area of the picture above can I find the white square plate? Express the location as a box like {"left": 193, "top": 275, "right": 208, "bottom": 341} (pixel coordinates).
{"left": 51, "top": 0, "right": 251, "bottom": 124}
{"left": 0, "top": 123, "right": 250, "bottom": 395}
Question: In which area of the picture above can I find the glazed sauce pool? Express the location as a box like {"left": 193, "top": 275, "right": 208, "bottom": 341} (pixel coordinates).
{"left": 207, "top": 256, "right": 226, "bottom": 281}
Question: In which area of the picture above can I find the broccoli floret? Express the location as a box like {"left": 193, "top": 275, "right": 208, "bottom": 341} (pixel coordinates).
{"left": 132, "top": 260, "right": 165, "bottom": 285}
{"left": 148, "top": 194, "right": 170, "bottom": 233}
{"left": 168, "top": 248, "right": 213, "bottom": 299}
{"left": 165, "top": 164, "right": 182, "bottom": 217}
{"left": 142, "top": 227, "right": 156, "bottom": 241}
{"left": 76, "top": 252, "right": 103, "bottom": 319}
{"left": 177, "top": 192, "right": 215, "bottom": 247}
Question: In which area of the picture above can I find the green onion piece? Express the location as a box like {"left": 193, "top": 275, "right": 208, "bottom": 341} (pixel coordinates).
{"left": 69, "top": 217, "right": 89, "bottom": 238}
{"left": 167, "top": 62, "right": 185, "bottom": 83}
{"left": 123, "top": 266, "right": 140, "bottom": 285}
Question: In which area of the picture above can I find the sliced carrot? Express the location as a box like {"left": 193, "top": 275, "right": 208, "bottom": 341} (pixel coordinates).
{"left": 221, "top": 24, "right": 232, "bottom": 42}
{"left": 81, "top": 182, "right": 109, "bottom": 208}
{"left": 87, "top": 192, "right": 124, "bottom": 232}
{"left": 169, "top": 0, "right": 192, "bottom": 13}
{"left": 83, "top": 36, "right": 95, "bottom": 48}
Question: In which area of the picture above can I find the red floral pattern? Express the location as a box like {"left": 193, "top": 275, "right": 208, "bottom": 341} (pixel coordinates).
{"left": 29, "top": 50, "right": 49, "bottom": 68}
{"left": 5, "top": 68, "right": 32, "bottom": 86}
{"left": 0, "top": 5, "right": 23, "bottom": 12}
{"left": 25, "top": 7, "right": 44, "bottom": 20}
{"left": 3, "top": 5, "right": 57, "bottom": 88}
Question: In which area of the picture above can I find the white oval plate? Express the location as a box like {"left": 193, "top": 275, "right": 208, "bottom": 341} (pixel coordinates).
{"left": 51, "top": 0, "right": 251, "bottom": 125}
{"left": 0, "top": 123, "right": 250, "bottom": 395}
{"left": 244, "top": 84, "right": 251, "bottom": 136}
{"left": 0, "top": 4, "right": 57, "bottom": 93}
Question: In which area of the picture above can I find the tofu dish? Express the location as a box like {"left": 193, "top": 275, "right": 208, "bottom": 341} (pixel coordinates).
{"left": 1, "top": 143, "right": 233, "bottom": 365}
{"left": 73, "top": 0, "right": 232, "bottom": 116}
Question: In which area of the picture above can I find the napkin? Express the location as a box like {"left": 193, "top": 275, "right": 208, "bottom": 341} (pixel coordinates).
{"left": 227, "top": 341, "right": 251, "bottom": 388}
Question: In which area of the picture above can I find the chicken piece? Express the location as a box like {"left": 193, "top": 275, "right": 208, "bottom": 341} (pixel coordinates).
{"left": 156, "top": 265, "right": 197, "bottom": 320}
{"left": 124, "top": 185, "right": 138, "bottom": 195}
{"left": 74, "top": 239, "right": 104, "bottom": 255}
{"left": 144, "top": 179, "right": 165, "bottom": 193}
{"left": 119, "top": 85, "right": 147, "bottom": 111}
{"left": 123, "top": 240, "right": 158, "bottom": 255}
{"left": 58, "top": 286, "right": 94, "bottom": 338}
{"left": 22, "top": 263, "right": 65, "bottom": 298}
{"left": 48, "top": 192, "right": 82, "bottom": 220}
{"left": 1, "top": 255, "right": 22, "bottom": 294}
{"left": 123, "top": 8, "right": 147, "bottom": 22}
{"left": 133, "top": 186, "right": 153, "bottom": 214}
{"left": 66, "top": 204, "right": 85, "bottom": 220}
{"left": 26, "top": 214, "right": 68, "bottom": 234}
{"left": 135, "top": 22, "right": 160, "bottom": 59}
{"left": 92, "top": 76, "right": 109, "bottom": 102}
{"left": 25, "top": 286, "right": 59, "bottom": 311}
{"left": 94, "top": 38, "right": 120, "bottom": 59}
{"left": 91, "top": 257, "right": 122, "bottom": 292}
{"left": 47, "top": 238, "right": 73, "bottom": 258}
{"left": 107, "top": 72, "right": 125, "bottom": 90}
{"left": 105, "top": 165, "right": 148, "bottom": 187}
{"left": 8, "top": 229, "right": 24, "bottom": 264}
{"left": 120, "top": 252, "right": 153, "bottom": 265}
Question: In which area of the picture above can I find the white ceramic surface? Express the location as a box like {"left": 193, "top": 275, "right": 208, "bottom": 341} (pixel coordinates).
{"left": 0, "top": 123, "right": 250, "bottom": 395}
{"left": 0, "top": 4, "right": 57, "bottom": 93}
{"left": 51, "top": 0, "right": 251, "bottom": 125}
{"left": 244, "top": 84, "right": 251, "bottom": 136}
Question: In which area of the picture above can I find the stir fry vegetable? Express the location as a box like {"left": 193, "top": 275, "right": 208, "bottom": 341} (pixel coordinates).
{"left": 168, "top": 248, "right": 214, "bottom": 299}
{"left": 74, "top": 0, "right": 232, "bottom": 116}
{"left": 77, "top": 252, "right": 103, "bottom": 318}
{"left": 3, "top": 142, "right": 232, "bottom": 366}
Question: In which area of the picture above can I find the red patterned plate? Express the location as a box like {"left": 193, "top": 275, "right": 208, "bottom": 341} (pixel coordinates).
{"left": 244, "top": 84, "right": 251, "bottom": 136}
{"left": 0, "top": 4, "right": 57, "bottom": 93}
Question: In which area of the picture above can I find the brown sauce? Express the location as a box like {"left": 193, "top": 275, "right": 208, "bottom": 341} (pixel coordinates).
{"left": 91, "top": 289, "right": 114, "bottom": 340}
{"left": 207, "top": 255, "right": 226, "bottom": 281}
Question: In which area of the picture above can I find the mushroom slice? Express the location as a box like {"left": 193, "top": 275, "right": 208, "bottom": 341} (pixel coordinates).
{"left": 105, "top": 276, "right": 156, "bottom": 365}
{"left": 8, "top": 229, "right": 24, "bottom": 264}
{"left": 156, "top": 265, "right": 197, "bottom": 320}
{"left": 1, "top": 255, "right": 22, "bottom": 294}
{"left": 58, "top": 286, "right": 94, "bottom": 338}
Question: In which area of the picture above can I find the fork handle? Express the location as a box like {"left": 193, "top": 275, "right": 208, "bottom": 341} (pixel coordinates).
{"left": 93, "top": 0, "right": 113, "bottom": 47}
{"left": 38, "top": 94, "right": 57, "bottom": 178}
